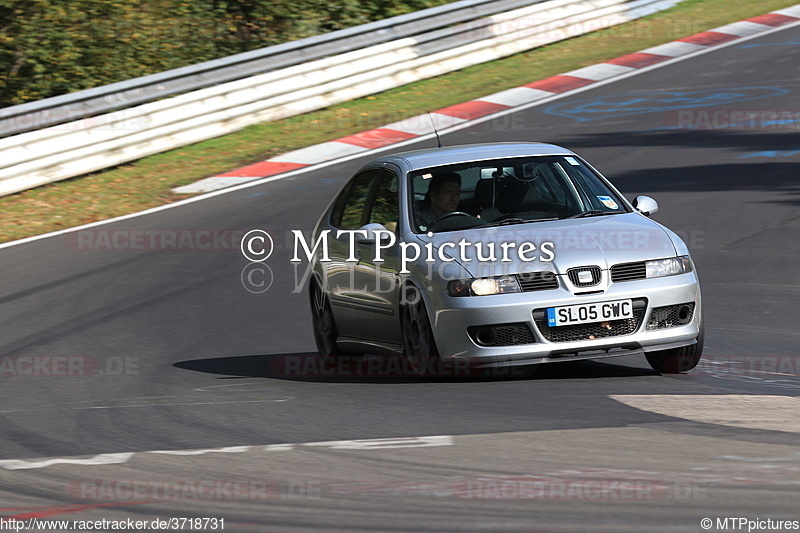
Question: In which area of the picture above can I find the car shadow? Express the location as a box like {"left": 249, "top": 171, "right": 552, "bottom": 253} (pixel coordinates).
{"left": 552, "top": 129, "right": 800, "bottom": 206}
{"left": 173, "top": 352, "right": 656, "bottom": 383}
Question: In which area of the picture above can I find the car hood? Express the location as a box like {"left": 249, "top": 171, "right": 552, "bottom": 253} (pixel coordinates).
{"left": 417, "top": 213, "right": 678, "bottom": 278}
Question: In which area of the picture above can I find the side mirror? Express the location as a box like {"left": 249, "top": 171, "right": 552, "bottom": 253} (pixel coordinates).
{"left": 632, "top": 196, "right": 658, "bottom": 217}
{"left": 355, "top": 223, "right": 395, "bottom": 245}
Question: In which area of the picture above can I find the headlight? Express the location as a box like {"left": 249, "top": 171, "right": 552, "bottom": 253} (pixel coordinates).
{"left": 645, "top": 256, "right": 693, "bottom": 278}
{"left": 447, "top": 276, "right": 521, "bottom": 296}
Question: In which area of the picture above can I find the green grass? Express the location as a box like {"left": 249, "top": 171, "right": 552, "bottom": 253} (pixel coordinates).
{"left": 1, "top": 0, "right": 797, "bottom": 243}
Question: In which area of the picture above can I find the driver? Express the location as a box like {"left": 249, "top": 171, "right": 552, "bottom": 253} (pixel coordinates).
{"left": 415, "top": 172, "right": 461, "bottom": 231}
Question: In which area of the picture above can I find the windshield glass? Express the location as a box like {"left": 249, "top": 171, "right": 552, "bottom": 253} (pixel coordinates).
{"left": 410, "top": 155, "right": 628, "bottom": 233}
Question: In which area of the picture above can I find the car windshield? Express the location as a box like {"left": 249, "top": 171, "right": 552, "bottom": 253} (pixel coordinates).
{"left": 410, "top": 155, "right": 628, "bottom": 233}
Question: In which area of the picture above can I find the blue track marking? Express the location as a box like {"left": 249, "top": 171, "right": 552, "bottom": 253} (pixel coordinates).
{"left": 544, "top": 87, "right": 791, "bottom": 122}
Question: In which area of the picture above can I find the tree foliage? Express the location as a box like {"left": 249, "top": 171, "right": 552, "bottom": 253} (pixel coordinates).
{"left": 0, "top": 0, "right": 455, "bottom": 108}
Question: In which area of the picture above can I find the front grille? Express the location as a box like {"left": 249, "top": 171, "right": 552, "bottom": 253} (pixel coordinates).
{"left": 516, "top": 271, "right": 559, "bottom": 291}
{"left": 533, "top": 299, "right": 646, "bottom": 343}
{"left": 567, "top": 266, "right": 601, "bottom": 287}
{"left": 468, "top": 323, "right": 535, "bottom": 347}
{"left": 647, "top": 302, "right": 695, "bottom": 330}
{"left": 611, "top": 262, "right": 646, "bottom": 282}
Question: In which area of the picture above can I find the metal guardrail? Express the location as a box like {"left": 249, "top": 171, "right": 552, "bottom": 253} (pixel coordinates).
{"left": 0, "top": 0, "right": 539, "bottom": 138}
{"left": 0, "top": 0, "right": 681, "bottom": 198}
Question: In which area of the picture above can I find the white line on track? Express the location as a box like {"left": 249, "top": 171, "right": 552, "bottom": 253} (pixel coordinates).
{"left": 302, "top": 435, "right": 453, "bottom": 450}
{"left": 0, "top": 453, "right": 134, "bottom": 470}
{"left": 150, "top": 446, "right": 253, "bottom": 456}
{"left": 717, "top": 453, "right": 800, "bottom": 462}
{"left": 0, "top": 397, "right": 294, "bottom": 413}
{"left": 4, "top": 389, "right": 799, "bottom": 470}
{"left": 0, "top": 435, "right": 455, "bottom": 470}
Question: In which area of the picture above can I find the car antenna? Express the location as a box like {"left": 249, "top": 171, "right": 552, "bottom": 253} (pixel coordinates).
{"left": 427, "top": 112, "right": 442, "bottom": 148}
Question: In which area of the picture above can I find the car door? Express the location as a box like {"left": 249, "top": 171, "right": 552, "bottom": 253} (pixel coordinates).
{"left": 325, "top": 168, "right": 384, "bottom": 340}
{"left": 349, "top": 168, "right": 403, "bottom": 345}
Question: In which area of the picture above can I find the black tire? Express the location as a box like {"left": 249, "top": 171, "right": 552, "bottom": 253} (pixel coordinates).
{"left": 310, "top": 280, "right": 343, "bottom": 359}
{"left": 401, "top": 285, "right": 440, "bottom": 377}
{"left": 645, "top": 323, "right": 704, "bottom": 374}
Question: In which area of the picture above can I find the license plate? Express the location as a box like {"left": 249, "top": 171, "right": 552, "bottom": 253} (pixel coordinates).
{"left": 547, "top": 299, "right": 634, "bottom": 327}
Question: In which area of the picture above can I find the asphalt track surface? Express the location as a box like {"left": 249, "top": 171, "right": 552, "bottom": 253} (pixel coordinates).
{"left": 1, "top": 23, "right": 799, "bottom": 533}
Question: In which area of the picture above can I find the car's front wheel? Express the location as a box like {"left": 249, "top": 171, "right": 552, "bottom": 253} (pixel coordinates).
{"left": 401, "top": 285, "right": 440, "bottom": 377}
{"left": 310, "top": 280, "right": 343, "bottom": 359}
{"left": 645, "top": 324, "right": 704, "bottom": 373}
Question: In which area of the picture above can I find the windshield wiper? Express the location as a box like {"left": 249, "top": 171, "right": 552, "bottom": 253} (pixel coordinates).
{"left": 478, "top": 217, "right": 558, "bottom": 228}
{"left": 564, "top": 209, "right": 607, "bottom": 219}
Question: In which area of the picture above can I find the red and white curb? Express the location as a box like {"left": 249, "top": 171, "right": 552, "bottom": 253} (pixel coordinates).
{"left": 173, "top": 5, "right": 800, "bottom": 194}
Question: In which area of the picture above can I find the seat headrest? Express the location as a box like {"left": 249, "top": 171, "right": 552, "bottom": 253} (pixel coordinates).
{"left": 474, "top": 179, "right": 496, "bottom": 208}
{"left": 496, "top": 183, "right": 524, "bottom": 214}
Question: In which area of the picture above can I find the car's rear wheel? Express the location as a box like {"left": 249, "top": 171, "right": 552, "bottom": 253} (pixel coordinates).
{"left": 645, "top": 323, "right": 704, "bottom": 374}
{"left": 401, "top": 285, "right": 440, "bottom": 377}
{"left": 310, "top": 280, "right": 343, "bottom": 359}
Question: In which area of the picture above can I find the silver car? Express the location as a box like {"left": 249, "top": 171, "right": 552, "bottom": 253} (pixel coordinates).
{"left": 307, "top": 142, "right": 702, "bottom": 376}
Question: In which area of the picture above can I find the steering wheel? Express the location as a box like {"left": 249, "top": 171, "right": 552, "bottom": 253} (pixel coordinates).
{"left": 493, "top": 214, "right": 525, "bottom": 223}
{"left": 494, "top": 211, "right": 556, "bottom": 223}
{"left": 428, "top": 211, "right": 474, "bottom": 229}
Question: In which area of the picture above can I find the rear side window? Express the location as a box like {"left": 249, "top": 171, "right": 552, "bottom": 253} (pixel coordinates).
{"left": 330, "top": 169, "right": 382, "bottom": 229}
{"left": 367, "top": 170, "right": 399, "bottom": 230}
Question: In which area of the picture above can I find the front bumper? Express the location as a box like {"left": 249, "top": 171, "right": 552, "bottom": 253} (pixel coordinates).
{"left": 428, "top": 272, "right": 702, "bottom": 366}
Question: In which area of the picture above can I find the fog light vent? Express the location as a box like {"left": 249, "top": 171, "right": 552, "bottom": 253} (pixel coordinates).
{"left": 468, "top": 323, "right": 535, "bottom": 347}
{"left": 647, "top": 303, "right": 695, "bottom": 330}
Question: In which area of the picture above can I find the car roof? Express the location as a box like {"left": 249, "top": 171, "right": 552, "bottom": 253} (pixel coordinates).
{"left": 379, "top": 142, "right": 575, "bottom": 171}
